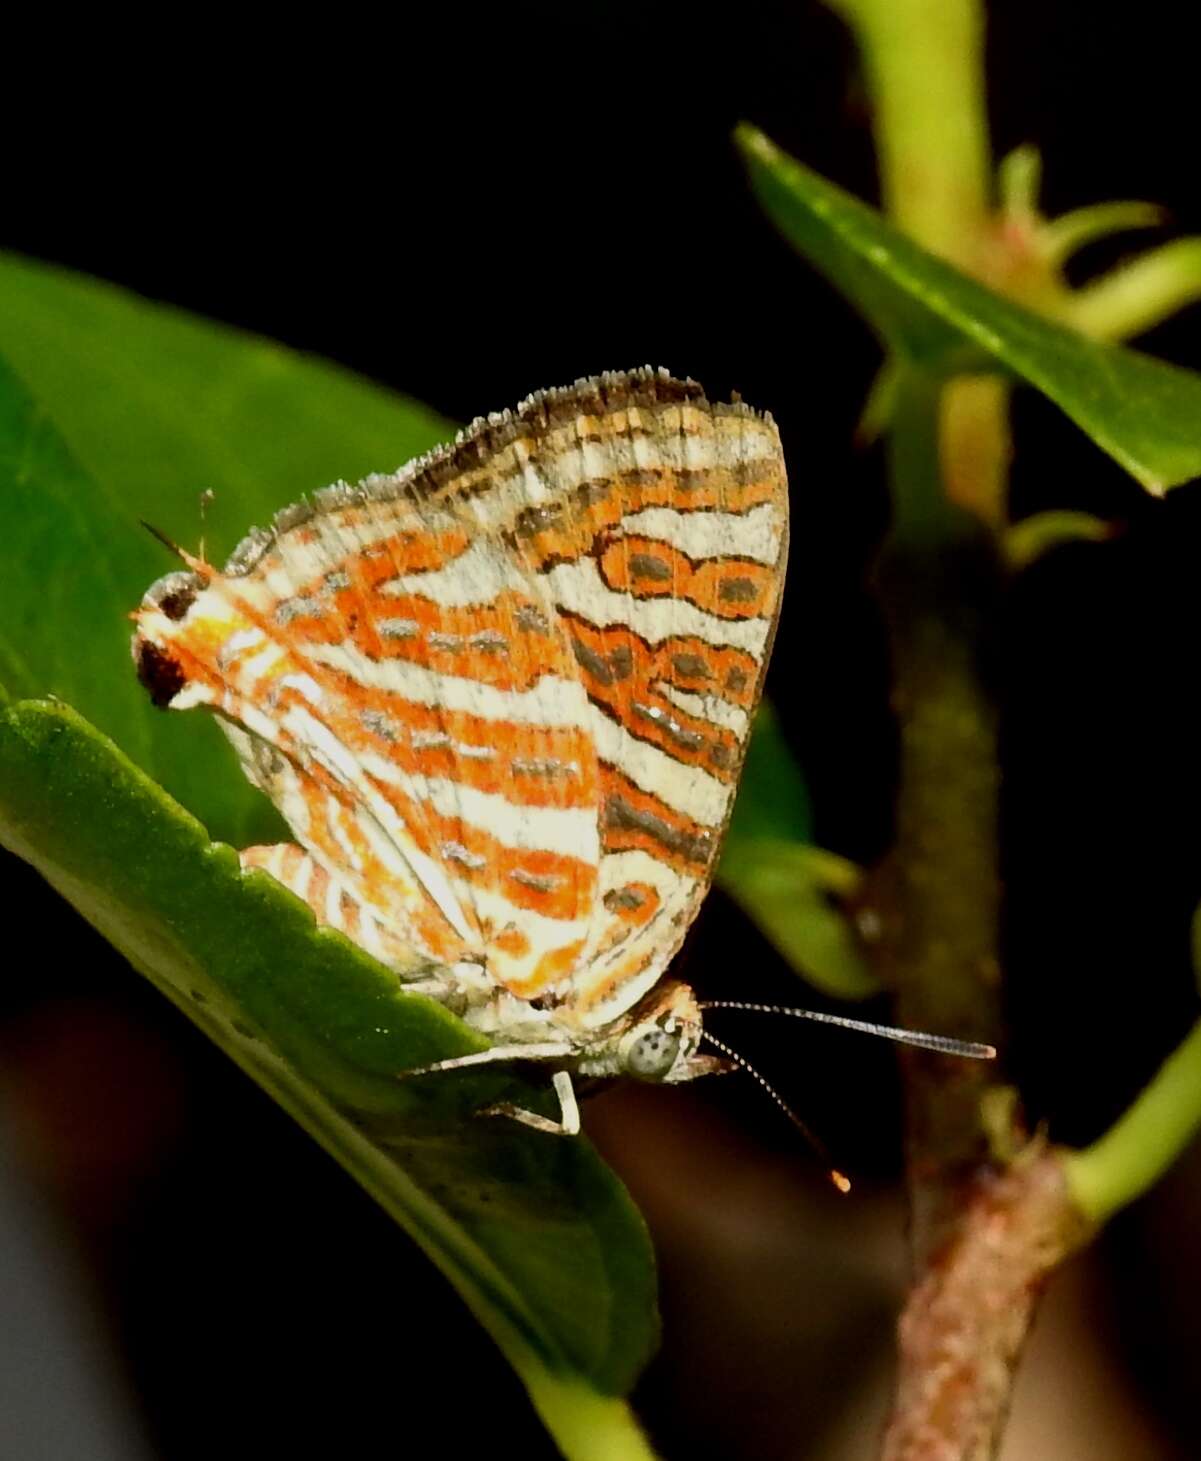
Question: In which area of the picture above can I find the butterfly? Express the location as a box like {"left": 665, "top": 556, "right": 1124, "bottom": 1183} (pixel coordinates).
{"left": 132, "top": 368, "right": 990, "bottom": 1148}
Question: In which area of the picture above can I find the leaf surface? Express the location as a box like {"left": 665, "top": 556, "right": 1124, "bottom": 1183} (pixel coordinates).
{"left": 738, "top": 126, "right": 1201, "bottom": 493}
{"left": 0, "top": 254, "right": 451, "bottom": 845}
{"left": 0, "top": 698, "right": 659, "bottom": 1442}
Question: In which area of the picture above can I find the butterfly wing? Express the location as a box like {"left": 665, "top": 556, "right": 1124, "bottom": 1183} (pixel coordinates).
{"left": 503, "top": 374, "right": 788, "bottom": 1027}
{"left": 133, "top": 369, "right": 786, "bottom": 1025}
{"left": 382, "top": 370, "right": 789, "bottom": 1027}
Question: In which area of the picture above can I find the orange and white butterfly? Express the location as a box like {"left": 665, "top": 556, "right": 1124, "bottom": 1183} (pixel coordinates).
{"left": 132, "top": 368, "right": 988, "bottom": 1141}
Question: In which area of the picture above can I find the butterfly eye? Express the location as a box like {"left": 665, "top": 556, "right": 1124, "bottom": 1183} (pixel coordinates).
{"left": 624, "top": 1025, "right": 683, "bottom": 1081}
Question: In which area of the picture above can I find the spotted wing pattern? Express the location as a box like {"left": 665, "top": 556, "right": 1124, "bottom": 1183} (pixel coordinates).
{"left": 133, "top": 369, "right": 788, "bottom": 1033}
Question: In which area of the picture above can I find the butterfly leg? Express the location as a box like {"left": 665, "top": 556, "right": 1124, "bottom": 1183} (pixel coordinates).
{"left": 402, "top": 1043, "right": 576, "bottom": 1076}
{"left": 478, "top": 1070, "right": 580, "bottom": 1137}
{"left": 399, "top": 1047, "right": 581, "bottom": 1135}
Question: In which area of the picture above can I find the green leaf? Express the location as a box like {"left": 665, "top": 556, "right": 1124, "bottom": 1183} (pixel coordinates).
{"left": 736, "top": 125, "right": 1201, "bottom": 494}
{"left": 718, "top": 704, "right": 877, "bottom": 1000}
{"left": 0, "top": 259, "right": 664, "bottom": 1454}
{"left": 0, "top": 252, "right": 858, "bottom": 1443}
{"left": 1002, "top": 509, "right": 1114, "bottom": 570}
{"left": 0, "top": 697, "right": 659, "bottom": 1456}
{"left": 0, "top": 252, "right": 452, "bottom": 846}
{"left": 1, "top": 249, "right": 863, "bottom": 995}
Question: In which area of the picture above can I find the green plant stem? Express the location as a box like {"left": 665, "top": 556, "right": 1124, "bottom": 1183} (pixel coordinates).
{"left": 527, "top": 1379, "right": 661, "bottom": 1461}
{"left": 828, "top": 0, "right": 990, "bottom": 266}
{"left": 832, "top": 0, "right": 1005, "bottom": 1287}
{"left": 859, "top": 372, "right": 1003, "bottom": 1262}
{"left": 1064, "top": 1017, "right": 1201, "bottom": 1224}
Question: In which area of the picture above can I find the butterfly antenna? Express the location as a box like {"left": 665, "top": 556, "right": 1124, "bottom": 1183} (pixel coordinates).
{"left": 701, "top": 1029, "right": 852, "bottom": 1194}
{"left": 140, "top": 519, "right": 213, "bottom": 579}
{"left": 197, "top": 488, "right": 215, "bottom": 562}
{"left": 699, "top": 1001, "right": 996, "bottom": 1061}
{"left": 140, "top": 520, "right": 187, "bottom": 562}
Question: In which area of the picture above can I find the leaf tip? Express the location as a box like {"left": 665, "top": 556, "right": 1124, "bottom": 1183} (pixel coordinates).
{"left": 733, "top": 122, "right": 773, "bottom": 163}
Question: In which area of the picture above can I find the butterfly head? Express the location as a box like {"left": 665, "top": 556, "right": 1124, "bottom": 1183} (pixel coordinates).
{"left": 610, "top": 980, "right": 730, "bottom": 1085}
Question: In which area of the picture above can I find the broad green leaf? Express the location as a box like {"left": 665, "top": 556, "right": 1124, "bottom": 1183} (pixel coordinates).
{"left": 0, "top": 697, "right": 658, "bottom": 1457}
{"left": 0, "top": 252, "right": 859, "bottom": 997}
{"left": 0, "top": 253, "right": 858, "bottom": 1444}
{"left": 737, "top": 125, "right": 1201, "bottom": 494}
{"left": 718, "top": 704, "right": 876, "bottom": 999}
{"left": 0, "top": 254, "right": 452, "bottom": 559}
{"left": 0, "top": 253, "right": 452, "bottom": 846}
{"left": 0, "top": 264, "right": 663, "bottom": 1455}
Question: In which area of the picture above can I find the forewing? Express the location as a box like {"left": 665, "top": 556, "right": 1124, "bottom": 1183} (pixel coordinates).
{"left": 524, "top": 380, "right": 787, "bottom": 1025}
{"left": 393, "top": 370, "right": 789, "bottom": 1026}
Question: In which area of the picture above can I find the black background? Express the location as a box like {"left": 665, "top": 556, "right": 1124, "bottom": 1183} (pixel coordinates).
{"left": 4, "top": 3, "right": 1201, "bottom": 1457}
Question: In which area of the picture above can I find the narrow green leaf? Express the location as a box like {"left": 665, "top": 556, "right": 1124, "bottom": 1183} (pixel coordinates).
{"left": 737, "top": 125, "right": 1201, "bottom": 493}
{"left": 0, "top": 698, "right": 659, "bottom": 1448}
{"left": 1064, "top": 1014, "right": 1201, "bottom": 1226}
{"left": 0, "top": 253, "right": 452, "bottom": 845}
{"left": 1002, "top": 510, "right": 1114, "bottom": 570}
{"left": 723, "top": 702, "right": 815, "bottom": 848}
{"left": 718, "top": 705, "right": 877, "bottom": 1000}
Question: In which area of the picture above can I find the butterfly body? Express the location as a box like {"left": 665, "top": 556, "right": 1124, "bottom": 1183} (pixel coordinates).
{"left": 132, "top": 369, "right": 788, "bottom": 1108}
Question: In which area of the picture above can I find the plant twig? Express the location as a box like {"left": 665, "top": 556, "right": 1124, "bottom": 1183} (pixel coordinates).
{"left": 857, "top": 369, "right": 1003, "bottom": 1264}
{"left": 809, "top": 4, "right": 1201, "bottom": 1455}
{"left": 882, "top": 1145, "right": 1093, "bottom": 1460}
